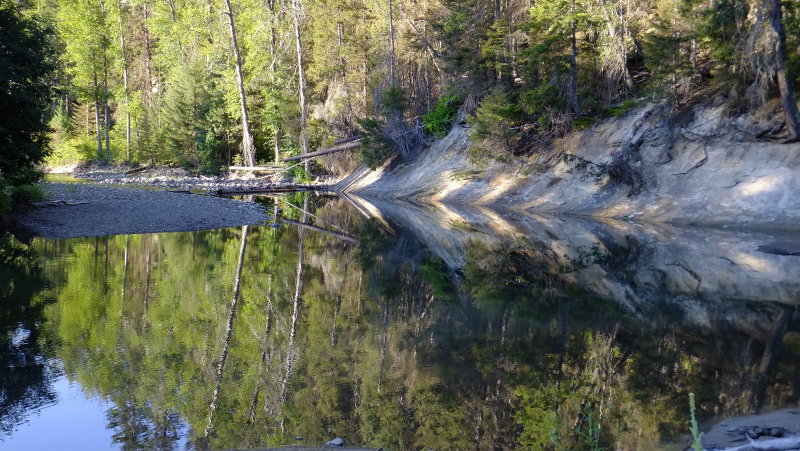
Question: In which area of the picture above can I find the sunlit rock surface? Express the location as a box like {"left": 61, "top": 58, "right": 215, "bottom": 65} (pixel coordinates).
{"left": 340, "top": 101, "right": 800, "bottom": 230}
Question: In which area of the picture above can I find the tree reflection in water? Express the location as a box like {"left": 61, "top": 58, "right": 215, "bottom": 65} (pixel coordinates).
{"left": 0, "top": 194, "right": 798, "bottom": 450}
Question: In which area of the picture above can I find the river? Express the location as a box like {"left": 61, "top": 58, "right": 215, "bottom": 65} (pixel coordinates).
{"left": 1, "top": 192, "right": 799, "bottom": 450}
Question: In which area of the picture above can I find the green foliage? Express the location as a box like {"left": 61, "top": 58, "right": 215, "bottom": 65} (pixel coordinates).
{"left": 9, "top": 184, "right": 46, "bottom": 205}
{"left": 600, "top": 98, "right": 643, "bottom": 118}
{"left": 467, "top": 86, "right": 521, "bottom": 162}
{"left": 0, "top": 181, "right": 44, "bottom": 213}
{"left": 46, "top": 134, "right": 96, "bottom": 168}
{"left": 698, "top": 0, "right": 742, "bottom": 67}
{"left": 289, "top": 165, "right": 312, "bottom": 182}
{"left": 430, "top": 0, "right": 488, "bottom": 76}
{"left": 381, "top": 86, "right": 406, "bottom": 115}
{"left": 421, "top": 92, "right": 461, "bottom": 137}
{"left": 519, "top": 83, "right": 565, "bottom": 117}
{"left": 419, "top": 257, "right": 455, "bottom": 301}
{"left": 356, "top": 118, "right": 397, "bottom": 169}
{"left": 158, "top": 63, "right": 227, "bottom": 173}
{"left": 482, "top": 21, "right": 511, "bottom": 76}
{"left": 0, "top": 2, "right": 56, "bottom": 188}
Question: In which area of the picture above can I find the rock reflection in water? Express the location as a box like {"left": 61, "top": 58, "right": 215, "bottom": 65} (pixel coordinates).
{"left": 0, "top": 193, "right": 798, "bottom": 450}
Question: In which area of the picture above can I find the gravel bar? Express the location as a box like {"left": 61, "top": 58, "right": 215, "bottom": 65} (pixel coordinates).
{"left": 11, "top": 183, "right": 270, "bottom": 238}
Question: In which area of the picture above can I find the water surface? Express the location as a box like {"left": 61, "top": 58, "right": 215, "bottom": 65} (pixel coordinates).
{"left": 1, "top": 193, "right": 799, "bottom": 450}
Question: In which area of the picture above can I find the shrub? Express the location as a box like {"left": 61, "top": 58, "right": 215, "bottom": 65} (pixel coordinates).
{"left": 46, "top": 134, "right": 96, "bottom": 168}
{"left": 466, "top": 86, "right": 521, "bottom": 162}
{"left": 381, "top": 86, "right": 406, "bottom": 115}
{"left": 357, "top": 118, "right": 397, "bottom": 169}
{"left": 0, "top": 180, "right": 44, "bottom": 214}
{"left": 422, "top": 92, "right": 461, "bottom": 137}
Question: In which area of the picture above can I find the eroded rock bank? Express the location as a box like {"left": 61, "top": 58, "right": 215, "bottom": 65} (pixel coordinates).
{"left": 339, "top": 99, "right": 800, "bottom": 230}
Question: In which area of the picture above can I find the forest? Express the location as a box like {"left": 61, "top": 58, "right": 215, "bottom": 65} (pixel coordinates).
{"left": 3, "top": 0, "right": 799, "bottom": 184}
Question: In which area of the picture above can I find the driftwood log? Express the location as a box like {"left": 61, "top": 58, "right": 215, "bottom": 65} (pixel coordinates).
{"left": 124, "top": 165, "right": 152, "bottom": 175}
{"left": 227, "top": 165, "right": 282, "bottom": 172}
{"left": 32, "top": 200, "right": 89, "bottom": 207}
{"left": 282, "top": 140, "right": 361, "bottom": 162}
{"left": 214, "top": 186, "right": 318, "bottom": 195}
{"left": 332, "top": 135, "right": 363, "bottom": 145}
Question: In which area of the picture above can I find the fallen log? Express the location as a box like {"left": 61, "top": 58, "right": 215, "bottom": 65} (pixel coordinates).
{"left": 214, "top": 186, "right": 323, "bottom": 196}
{"left": 227, "top": 165, "right": 282, "bottom": 172}
{"left": 282, "top": 140, "right": 361, "bottom": 162}
{"left": 124, "top": 165, "right": 152, "bottom": 175}
{"left": 332, "top": 135, "right": 363, "bottom": 146}
{"left": 32, "top": 200, "right": 89, "bottom": 207}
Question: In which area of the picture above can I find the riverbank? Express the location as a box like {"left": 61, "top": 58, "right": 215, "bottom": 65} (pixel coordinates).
{"left": 340, "top": 98, "right": 800, "bottom": 231}
{"left": 8, "top": 183, "right": 270, "bottom": 238}
{"left": 70, "top": 163, "right": 334, "bottom": 193}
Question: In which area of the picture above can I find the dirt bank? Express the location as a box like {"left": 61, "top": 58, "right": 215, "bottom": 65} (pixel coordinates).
{"left": 9, "top": 183, "right": 269, "bottom": 238}
{"left": 339, "top": 99, "right": 800, "bottom": 231}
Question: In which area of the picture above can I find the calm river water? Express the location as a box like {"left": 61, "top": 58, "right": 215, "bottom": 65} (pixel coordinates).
{"left": 1, "top": 193, "right": 799, "bottom": 450}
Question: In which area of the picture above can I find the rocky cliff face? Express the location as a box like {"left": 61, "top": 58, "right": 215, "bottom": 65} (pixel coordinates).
{"left": 338, "top": 99, "right": 800, "bottom": 230}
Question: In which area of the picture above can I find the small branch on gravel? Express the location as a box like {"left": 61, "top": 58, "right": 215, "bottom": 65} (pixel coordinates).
{"left": 124, "top": 165, "right": 152, "bottom": 175}
{"left": 32, "top": 200, "right": 89, "bottom": 207}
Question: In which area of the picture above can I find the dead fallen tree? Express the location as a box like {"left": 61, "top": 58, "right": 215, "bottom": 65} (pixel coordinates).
{"left": 32, "top": 200, "right": 89, "bottom": 207}
{"left": 332, "top": 135, "right": 363, "bottom": 145}
{"left": 282, "top": 140, "right": 361, "bottom": 162}
{"left": 124, "top": 165, "right": 152, "bottom": 175}
{"left": 214, "top": 184, "right": 328, "bottom": 195}
{"left": 227, "top": 165, "right": 282, "bottom": 172}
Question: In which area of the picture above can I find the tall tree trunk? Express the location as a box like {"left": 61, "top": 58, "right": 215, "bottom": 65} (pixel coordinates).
{"left": 274, "top": 129, "right": 281, "bottom": 164}
{"left": 768, "top": 0, "right": 800, "bottom": 141}
{"left": 267, "top": 0, "right": 281, "bottom": 164}
{"left": 222, "top": 0, "right": 256, "bottom": 166}
{"left": 291, "top": 0, "right": 310, "bottom": 173}
{"left": 205, "top": 225, "right": 249, "bottom": 438}
{"left": 377, "top": 300, "right": 389, "bottom": 393}
{"left": 93, "top": 68, "right": 103, "bottom": 158}
{"left": 267, "top": 0, "right": 277, "bottom": 78}
{"left": 598, "top": 0, "right": 634, "bottom": 97}
{"left": 280, "top": 199, "right": 307, "bottom": 406}
{"left": 143, "top": 2, "right": 154, "bottom": 103}
{"left": 388, "top": 0, "right": 396, "bottom": 86}
{"left": 118, "top": 0, "right": 131, "bottom": 162}
{"left": 103, "top": 52, "right": 110, "bottom": 160}
{"left": 338, "top": 22, "right": 346, "bottom": 78}
{"left": 568, "top": 0, "right": 581, "bottom": 117}
{"left": 752, "top": 307, "right": 792, "bottom": 412}
{"left": 121, "top": 235, "right": 128, "bottom": 301}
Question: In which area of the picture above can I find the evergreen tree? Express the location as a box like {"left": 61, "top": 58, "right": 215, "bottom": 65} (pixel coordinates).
{"left": 0, "top": 1, "right": 56, "bottom": 211}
